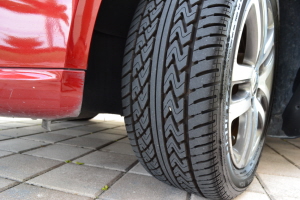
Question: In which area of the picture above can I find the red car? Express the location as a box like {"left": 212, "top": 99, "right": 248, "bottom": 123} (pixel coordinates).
{"left": 0, "top": 0, "right": 299, "bottom": 199}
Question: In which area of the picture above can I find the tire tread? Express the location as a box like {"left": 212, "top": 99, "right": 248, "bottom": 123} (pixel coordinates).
{"left": 122, "top": 0, "right": 239, "bottom": 199}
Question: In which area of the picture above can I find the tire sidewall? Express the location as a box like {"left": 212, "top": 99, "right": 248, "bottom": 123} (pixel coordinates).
{"left": 219, "top": 0, "right": 278, "bottom": 192}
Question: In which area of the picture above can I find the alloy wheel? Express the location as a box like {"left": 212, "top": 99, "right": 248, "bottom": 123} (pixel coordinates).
{"left": 229, "top": 0, "right": 275, "bottom": 169}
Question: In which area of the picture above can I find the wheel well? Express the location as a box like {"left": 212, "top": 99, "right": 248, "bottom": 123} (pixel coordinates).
{"left": 78, "top": 0, "right": 140, "bottom": 117}
{"left": 267, "top": 0, "right": 300, "bottom": 137}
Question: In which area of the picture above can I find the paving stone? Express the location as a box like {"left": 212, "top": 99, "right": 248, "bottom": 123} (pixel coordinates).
{"left": 0, "top": 117, "right": 27, "bottom": 122}
{"left": 257, "top": 147, "right": 300, "bottom": 178}
{"left": 266, "top": 138, "right": 295, "bottom": 149}
{"left": 129, "top": 163, "right": 152, "bottom": 176}
{"left": 22, "top": 133, "right": 74, "bottom": 143}
{"left": 24, "top": 144, "right": 91, "bottom": 161}
{"left": 50, "top": 122, "right": 85, "bottom": 130}
{"left": 0, "top": 178, "right": 18, "bottom": 192}
{"left": 90, "top": 123, "right": 118, "bottom": 127}
{"left": 0, "top": 154, "right": 61, "bottom": 181}
{"left": 22, "top": 125, "right": 50, "bottom": 131}
{"left": 265, "top": 137, "right": 283, "bottom": 143}
{"left": 59, "top": 138, "right": 112, "bottom": 149}
{"left": 266, "top": 139, "right": 300, "bottom": 167}
{"left": 278, "top": 197, "right": 300, "bottom": 200}
{"left": 100, "top": 120, "right": 124, "bottom": 125}
{"left": 17, "top": 120, "right": 42, "bottom": 125}
{"left": 190, "top": 187, "right": 268, "bottom": 200}
{"left": 1, "top": 122, "right": 33, "bottom": 128}
{"left": 234, "top": 191, "right": 269, "bottom": 200}
{"left": 101, "top": 142, "right": 135, "bottom": 155}
{"left": 0, "top": 125, "right": 13, "bottom": 130}
{"left": 27, "top": 164, "right": 122, "bottom": 198}
{"left": 246, "top": 177, "right": 265, "bottom": 194}
{"left": 101, "top": 129, "right": 127, "bottom": 135}
{"left": 0, "top": 139, "right": 47, "bottom": 153}
{"left": 117, "top": 137, "right": 130, "bottom": 144}
{"left": 75, "top": 151, "right": 137, "bottom": 172}
{"left": 0, "top": 126, "right": 46, "bottom": 138}
{"left": 49, "top": 129, "right": 90, "bottom": 137}
{"left": 192, "top": 191, "right": 269, "bottom": 200}
{"left": 112, "top": 126, "right": 126, "bottom": 131}
{"left": 60, "top": 121, "right": 95, "bottom": 126}
{"left": 190, "top": 194, "right": 210, "bottom": 200}
{"left": 100, "top": 173, "right": 187, "bottom": 200}
{"left": 285, "top": 138, "right": 300, "bottom": 148}
{"left": 88, "top": 122, "right": 105, "bottom": 127}
{"left": 0, "top": 150, "right": 13, "bottom": 158}
{"left": 82, "top": 133, "right": 124, "bottom": 141}
{"left": 69, "top": 125, "right": 108, "bottom": 133}
{"left": 17, "top": 118, "right": 38, "bottom": 122}
{"left": 90, "top": 117, "right": 105, "bottom": 122}
{"left": 109, "top": 118, "right": 124, "bottom": 122}
{"left": 259, "top": 174, "right": 300, "bottom": 199}
{"left": 0, "top": 135, "right": 12, "bottom": 141}
{"left": 261, "top": 145, "right": 277, "bottom": 154}
{"left": 95, "top": 123, "right": 120, "bottom": 129}
{"left": 0, "top": 184, "right": 92, "bottom": 200}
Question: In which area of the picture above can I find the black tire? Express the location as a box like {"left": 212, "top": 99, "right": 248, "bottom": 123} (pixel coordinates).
{"left": 122, "top": 0, "right": 278, "bottom": 199}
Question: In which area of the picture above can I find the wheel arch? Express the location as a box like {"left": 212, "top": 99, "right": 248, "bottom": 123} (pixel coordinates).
{"left": 65, "top": 0, "right": 103, "bottom": 69}
{"left": 267, "top": 0, "right": 300, "bottom": 138}
{"left": 75, "top": 0, "right": 140, "bottom": 118}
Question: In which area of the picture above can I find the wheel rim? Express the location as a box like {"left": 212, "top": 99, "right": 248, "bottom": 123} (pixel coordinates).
{"left": 229, "top": 0, "right": 275, "bottom": 169}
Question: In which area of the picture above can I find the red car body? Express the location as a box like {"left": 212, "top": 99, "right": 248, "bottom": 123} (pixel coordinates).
{"left": 0, "top": 0, "right": 102, "bottom": 119}
{"left": 0, "top": 0, "right": 299, "bottom": 138}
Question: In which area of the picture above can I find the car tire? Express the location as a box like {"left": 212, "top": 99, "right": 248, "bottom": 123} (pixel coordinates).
{"left": 122, "top": 0, "right": 278, "bottom": 199}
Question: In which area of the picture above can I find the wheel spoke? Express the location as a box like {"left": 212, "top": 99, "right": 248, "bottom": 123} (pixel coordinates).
{"left": 244, "top": 100, "right": 266, "bottom": 166}
{"left": 242, "top": 107, "right": 258, "bottom": 167}
{"left": 239, "top": 145, "right": 251, "bottom": 168}
{"left": 257, "top": 0, "right": 275, "bottom": 67}
{"left": 258, "top": 80, "right": 271, "bottom": 102}
{"left": 243, "top": 0, "right": 262, "bottom": 65}
{"left": 229, "top": 95, "right": 252, "bottom": 122}
{"left": 257, "top": 28, "right": 275, "bottom": 67}
{"left": 233, "top": 109, "right": 253, "bottom": 168}
{"left": 259, "top": 49, "right": 275, "bottom": 82}
{"left": 232, "top": 63, "right": 255, "bottom": 83}
{"left": 254, "top": 98, "right": 266, "bottom": 127}
{"left": 264, "top": 29, "right": 274, "bottom": 56}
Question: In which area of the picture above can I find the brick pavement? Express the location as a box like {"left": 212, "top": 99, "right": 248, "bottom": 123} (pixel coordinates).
{"left": 0, "top": 115, "right": 299, "bottom": 200}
